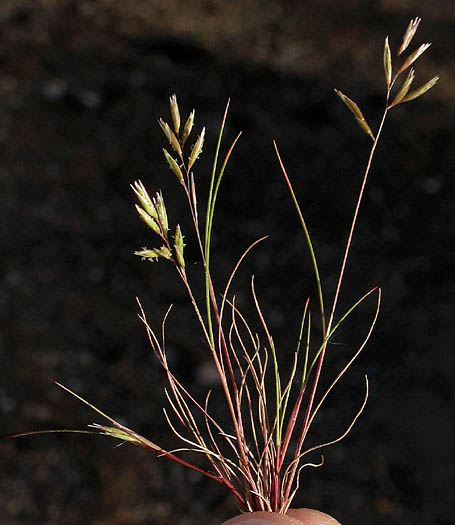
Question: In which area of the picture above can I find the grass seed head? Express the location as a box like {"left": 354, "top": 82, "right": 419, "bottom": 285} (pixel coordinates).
{"left": 132, "top": 180, "right": 158, "bottom": 219}
{"left": 170, "top": 94, "right": 181, "bottom": 134}
{"left": 188, "top": 127, "right": 205, "bottom": 169}
{"left": 135, "top": 204, "right": 161, "bottom": 235}
{"left": 182, "top": 109, "right": 195, "bottom": 146}
{"left": 159, "top": 118, "right": 182, "bottom": 158}
{"left": 398, "top": 17, "right": 421, "bottom": 56}
{"left": 389, "top": 68, "right": 415, "bottom": 107}
{"left": 174, "top": 224, "right": 185, "bottom": 269}
{"left": 334, "top": 90, "right": 375, "bottom": 140}
{"left": 134, "top": 246, "right": 172, "bottom": 262}
{"left": 400, "top": 75, "right": 439, "bottom": 104}
{"left": 163, "top": 148, "right": 184, "bottom": 184}
{"left": 383, "top": 36, "right": 392, "bottom": 86}
{"left": 153, "top": 191, "right": 169, "bottom": 235}
{"left": 398, "top": 43, "right": 432, "bottom": 76}
{"left": 159, "top": 118, "right": 172, "bottom": 143}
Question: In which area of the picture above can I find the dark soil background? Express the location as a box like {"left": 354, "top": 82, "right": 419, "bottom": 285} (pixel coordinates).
{"left": 1, "top": 1, "right": 454, "bottom": 524}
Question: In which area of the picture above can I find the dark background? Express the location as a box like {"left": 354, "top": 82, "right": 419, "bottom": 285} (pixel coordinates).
{"left": 1, "top": 1, "right": 453, "bottom": 524}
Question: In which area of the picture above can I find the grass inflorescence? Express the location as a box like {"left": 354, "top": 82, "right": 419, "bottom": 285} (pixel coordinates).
{"left": 13, "top": 18, "right": 438, "bottom": 515}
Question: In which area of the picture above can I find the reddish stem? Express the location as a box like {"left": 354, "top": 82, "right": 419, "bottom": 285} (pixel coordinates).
{"left": 277, "top": 389, "right": 304, "bottom": 471}
{"left": 271, "top": 443, "right": 281, "bottom": 511}
{"left": 283, "top": 98, "right": 391, "bottom": 505}
{"left": 147, "top": 445, "right": 246, "bottom": 508}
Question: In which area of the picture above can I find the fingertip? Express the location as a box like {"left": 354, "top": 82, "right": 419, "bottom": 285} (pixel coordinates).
{"left": 222, "top": 510, "right": 303, "bottom": 524}
{"left": 287, "top": 508, "right": 342, "bottom": 524}
{"left": 222, "top": 509, "right": 341, "bottom": 525}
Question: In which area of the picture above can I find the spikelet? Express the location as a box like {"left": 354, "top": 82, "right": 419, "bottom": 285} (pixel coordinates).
{"left": 389, "top": 68, "right": 415, "bottom": 107}
{"left": 398, "top": 43, "right": 431, "bottom": 76}
{"left": 334, "top": 90, "right": 375, "bottom": 140}
{"left": 153, "top": 191, "right": 169, "bottom": 235}
{"left": 399, "top": 76, "right": 439, "bottom": 104}
{"left": 169, "top": 94, "right": 181, "bottom": 134}
{"left": 383, "top": 36, "right": 392, "bottom": 86}
{"left": 135, "top": 205, "right": 161, "bottom": 235}
{"left": 182, "top": 110, "right": 195, "bottom": 146}
{"left": 131, "top": 180, "right": 158, "bottom": 219}
{"left": 163, "top": 149, "right": 184, "bottom": 184}
{"left": 398, "top": 17, "right": 421, "bottom": 56}
{"left": 135, "top": 246, "right": 172, "bottom": 262}
{"left": 159, "top": 118, "right": 182, "bottom": 158}
{"left": 174, "top": 224, "right": 185, "bottom": 269}
{"left": 188, "top": 127, "right": 206, "bottom": 169}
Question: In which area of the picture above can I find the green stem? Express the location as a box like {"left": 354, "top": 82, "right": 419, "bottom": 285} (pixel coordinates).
{"left": 273, "top": 141, "right": 326, "bottom": 340}
{"left": 204, "top": 100, "right": 231, "bottom": 346}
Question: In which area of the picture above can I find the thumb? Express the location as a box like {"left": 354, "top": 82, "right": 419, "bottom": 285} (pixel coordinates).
{"left": 222, "top": 508, "right": 341, "bottom": 525}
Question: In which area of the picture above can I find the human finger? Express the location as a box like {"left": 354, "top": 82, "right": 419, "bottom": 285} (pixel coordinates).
{"left": 222, "top": 508, "right": 341, "bottom": 525}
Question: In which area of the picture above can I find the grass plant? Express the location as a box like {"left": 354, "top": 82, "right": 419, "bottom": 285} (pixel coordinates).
{"left": 13, "top": 18, "right": 438, "bottom": 515}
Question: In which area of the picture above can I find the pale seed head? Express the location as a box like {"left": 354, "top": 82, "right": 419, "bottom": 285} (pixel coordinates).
{"left": 383, "top": 36, "right": 392, "bottom": 86}
{"left": 134, "top": 246, "right": 172, "bottom": 262}
{"left": 174, "top": 224, "right": 185, "bottom": 269}
{"left": 154, "top": 191, "right": 169, "bottom": 235}
{"left": 182, "top": 109, "right": 195, "bottom": 146}
{"left": 90, "top": 424, "right": 142, "bottom": 445}
{"left": 389, "top": 68, "right": 415, "bottom": 108}
{"left": 335, "top": 90, "right": 375, "bottom": 140}
{"left": 188, "top": 127, "right": 205, "bottom": 170}
{"left": 398, "top": 17, "right": 421, "bottom": 56}
{"left": 131, "top": 180, "right": 157, "bottom": 219}
{"left": 398, "top": 43, "right": 431, "bottom": 76}
{"left": 163, "top": 148, "right": 184, "bottom": 184}
{"left": 400, "top": 75, "right": 439, "bottom": 104}
{"left": 169, "top": 94, "right": 181, "bottom": 134}
{"left": 135, "top": 205, "right": 161, "bottom": 235}
{"left": 159, "top": 118, "right": 182, "bottom": 158}
{"left": 159, "top": 118, "right": 172, "bottom": 143}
